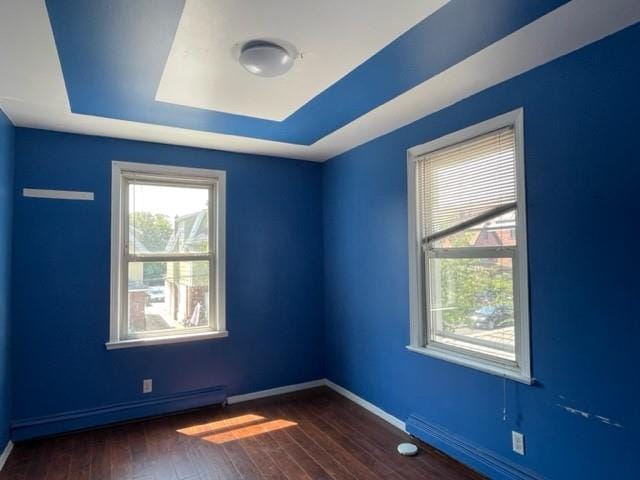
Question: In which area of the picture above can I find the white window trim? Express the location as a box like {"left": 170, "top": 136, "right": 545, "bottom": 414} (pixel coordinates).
{"left": 107, "top": 161, "right": 227, "bottom": 350}
{"left": 406, "top": 108, "right": 532, "bottom": 384}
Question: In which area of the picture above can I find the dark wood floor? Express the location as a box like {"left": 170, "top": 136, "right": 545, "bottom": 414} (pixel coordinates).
{"left": 1, "top": 387, "right": 484, "bottom": 480}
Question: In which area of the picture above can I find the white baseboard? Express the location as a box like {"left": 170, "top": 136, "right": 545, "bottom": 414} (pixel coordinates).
{"left": 227, "top": 379, "right": 325, "bottom": 405}
{"left": 323, "top": 379, "right": 407, "bottom": 432}
{"left": 0, "top": 440, "right": 13, "bottom": 472}
{"left": 226, "top": 378, "right": 406, "bottom": 433}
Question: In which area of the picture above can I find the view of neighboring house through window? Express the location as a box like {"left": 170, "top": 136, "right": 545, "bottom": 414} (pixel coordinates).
{"left": 408, "top": 110, "right": 530, "bottom": 382}
{"left": 109, "top": 162, "right": 226, "bottom": 347}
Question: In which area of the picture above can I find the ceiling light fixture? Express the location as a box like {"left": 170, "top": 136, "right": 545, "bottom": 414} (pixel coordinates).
{"left": 238, "top": 40, "right": 295, "bottom": 77}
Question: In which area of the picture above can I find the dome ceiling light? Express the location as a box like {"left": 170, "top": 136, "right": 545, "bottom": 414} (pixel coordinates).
{"left": 238, "top": 40, "right": 296, "bottom": 78}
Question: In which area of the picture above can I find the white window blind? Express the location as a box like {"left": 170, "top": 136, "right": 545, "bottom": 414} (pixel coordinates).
{"left": 416, "top": 126, "right": 516, "bottom": 240}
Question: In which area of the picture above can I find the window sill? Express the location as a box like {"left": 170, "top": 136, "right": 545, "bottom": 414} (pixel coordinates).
{"left": 106, "top": 331, "right": 229, "bottom": 350}
{"left": 406, "top": 344, "right": 533, "bottom": 385}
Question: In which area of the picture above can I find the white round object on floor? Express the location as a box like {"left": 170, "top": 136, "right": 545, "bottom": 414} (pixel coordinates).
{"left": 397, "top": 442, "right": 418, "bottom": 456}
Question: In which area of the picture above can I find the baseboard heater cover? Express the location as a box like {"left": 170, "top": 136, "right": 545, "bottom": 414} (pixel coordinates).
{"left": 11, "top": 386, "right": 227, "bottom": 441}
{"left": 406, "top": 414, "right": 546, "bottom": 480}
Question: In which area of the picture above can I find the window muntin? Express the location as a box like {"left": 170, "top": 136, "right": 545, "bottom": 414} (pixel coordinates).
{"left": 110, "top": 162, "right": 226, "bottom": 347}
{"left": 408, "top": 111, "right": 530, "bottom": 381}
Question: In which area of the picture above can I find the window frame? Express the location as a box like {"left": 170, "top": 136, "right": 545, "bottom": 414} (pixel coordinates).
{"left": 406, "top": 109, "right": 532, "bottom": 383}
{"left": 107, "top": 161, "right": 227, "bottom": 350}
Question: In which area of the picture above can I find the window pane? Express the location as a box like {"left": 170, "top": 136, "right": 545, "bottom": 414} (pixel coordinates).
{"left": 128, "top": 261, "right": 210, "bottom": 335}
{"left": 428, "top": 257, "right": 515, "bottom": 362}
{"left": 432, "top": 210, "right": 517, "bottom": 249}
{"left": 129, "top": 183, "right": 209, "bottom": 254}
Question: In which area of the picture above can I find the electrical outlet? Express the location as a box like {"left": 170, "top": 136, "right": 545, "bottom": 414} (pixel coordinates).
{"left": 143, "top": 379, "right": 153, "bottom": 394}
{"left": 512, "top": 431, "right": 525, "bottom": 455}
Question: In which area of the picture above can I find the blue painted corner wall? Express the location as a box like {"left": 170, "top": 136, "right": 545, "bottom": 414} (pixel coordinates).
{"left": 322, "top": 23, "right": 640, "bottom": 480}
{"left": 0, "top": 109, "right": 14, "bottom": 451}
{"left": 10, "top": 131, "right": 325, "bottom": 437}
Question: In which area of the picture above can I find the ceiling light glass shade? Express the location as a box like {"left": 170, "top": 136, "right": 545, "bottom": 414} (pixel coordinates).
{"left": 239, "top": 41, "right": 294, "bottom": 77}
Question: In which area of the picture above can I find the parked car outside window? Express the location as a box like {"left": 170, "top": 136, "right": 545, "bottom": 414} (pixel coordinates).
{"left": 471, "top": 306, "right": 513, "bottom": 330}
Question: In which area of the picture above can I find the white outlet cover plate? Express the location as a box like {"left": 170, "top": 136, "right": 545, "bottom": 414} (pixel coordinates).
{"left": 512, "top": 431, "right": 525, "bottom": 455}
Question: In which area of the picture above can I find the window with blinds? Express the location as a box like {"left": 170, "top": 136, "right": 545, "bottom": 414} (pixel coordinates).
{"left": 109, "top": 161, "right": 227, "bottom": 349}
{"left": 408, "top": 111, "right": 530, "bottom": 382}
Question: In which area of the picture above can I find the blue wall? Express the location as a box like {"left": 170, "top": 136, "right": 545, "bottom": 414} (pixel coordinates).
{"left": 11, "top": 130, "right": 324, "bottom": 435}
{"left": 323, "top": 24, "right": 639, "bottom": 480}
{"left": 0, "top": 109, "right": 14, "bottom": 450}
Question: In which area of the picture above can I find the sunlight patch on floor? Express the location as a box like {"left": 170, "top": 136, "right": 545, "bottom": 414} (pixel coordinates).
{"left": 202, "top": 419, "right": 298, "bottom": 444}
{"left": 177, "top": 413, "right": 298, "bottom": 444}
{"left": 176, "top": 413, "right": 265, "bottom": 436}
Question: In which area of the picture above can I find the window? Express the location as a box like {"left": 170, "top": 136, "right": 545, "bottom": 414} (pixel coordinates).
{"left": 108, "top": 161, "right": 226, "bottom": 349}
{"left": 407, "top": 109, "right": 531, "bottom": 382}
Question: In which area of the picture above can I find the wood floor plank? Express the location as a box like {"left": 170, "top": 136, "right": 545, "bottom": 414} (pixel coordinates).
{"left": 128, "top": 419, "right": 153, "bottom": 478}
{"left": 4, "top": 387, "right": 484, "bottom": 480}
{"left": 214, "top": 403, "right": 285, "bottom": 480}
{"left": 263, "top": 401, "right": 357, "bottom": 480}
{"left": 109, "top": 424, "right": 133, "bottom": 480}
{"left": 0, "top": 462, "right": 29, "bottom": 480}
{"left": 253, "top": 404, "right": 333, "bottom": 480}
{"left": 212, "top": 407, "right": 267, "bottom": 480}
{"left": 90, "top": 429, "right": 112, "bottom": 480}
{"left": 45, "top": 434, "right": 73, "bottom": 480}
{"left": 68, "top": 431, "right": 95, "bottom": 480}
{"left": 311, "top": 391, "right": 485, "bottom": 480}
{"left": 286, "top": 396, "right": 403, "bottom": 480}
{"left": 250, "top": 422, "right": 311, "bottom": 480}
{"left": 168, "top": 413, "right": 215, "bottom": 480}
{"left": 145, "top": 417, "right": 179, "bottom": 480}
{"left": 278, "top": 398, "right": 383, "bottom": 480}
{"left": 305, "top": 392, "right": 455, "bottom": 480}
{"left": 177, "top": 409, "right": 240, "bottom": 480}
{"left": 25, "top": 437, "right": 56, "bottom": 480}
{"left": 328, "top": 392, "right": 481, "bottom": 479}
